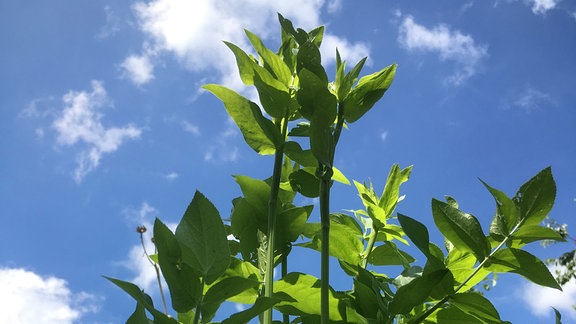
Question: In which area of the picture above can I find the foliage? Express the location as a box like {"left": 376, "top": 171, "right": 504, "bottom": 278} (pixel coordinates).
{"left": 107, "top": 14, "right": 565, "bottom": 323}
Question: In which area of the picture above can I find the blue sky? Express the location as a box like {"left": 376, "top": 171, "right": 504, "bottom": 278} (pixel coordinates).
{"left": 1, "top": 0, "right": 575, "bottom": 323}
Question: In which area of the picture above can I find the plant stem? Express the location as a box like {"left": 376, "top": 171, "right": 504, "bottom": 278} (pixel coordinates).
{"left": 263, "top": 117, "right": 288, "bottom": 324}
{"left": 412, "top": 221, "right": 525, "bottom": 323}
{"left": 362, "top": 226, "right": 380, "bottom": 269}
{"left": 140, "top": 233, "right": 168, "bottom": 315}
{"left": 193, "top": 277, "right": 205, "bottom": 324}
{"left": 282, "top": 247, "right": 290, "bottom": 324}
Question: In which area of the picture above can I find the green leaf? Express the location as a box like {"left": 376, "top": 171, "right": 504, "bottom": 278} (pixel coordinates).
{"left": 389, "top": 269, "right": 450, "bottom": 315}
{"left": 221, "top": 296, "right": 282, "bottom": 324}
{"left": 289, "top": 169, "right": 319, "bottom": 198}
{"left": 202, "top": 84, "right": 280, "bottom": 155}
{"left": 297, "top": 41, "right": 328, "bottom": 83}
{"left": 127, "top": 302, "right": 153, "bottom": 324}
{"left": 274, "top": 272, "right": 344, "bottom": 320}
{"left": 427, "top": 306, "right": 487, "bottom": 323}
{"left": 245, "top": 29, "right": 292, "bottom": 86}
{"left": 446, "top": 249, "right": 491, "bottom": 292}
{"left": 510, "top": 225, "right": 566, "bottom": 247}
{"left": 481, "top": 179, "right": 519, "bottom": 242}
{"left": 276, "top": 205, "right": 313, "bottom": 245}
{"left": 298, "top": 221, "right": 363, "bottom": 266}
{"left": 515, "top": 167, "right": 556, "bottom": 226}
{"left": 431, "top": 198, "right": 491, "bottom": 261}
{"left": 175, "top": 191, "right": 230, "bottom": 285}
{"left": 368, "top": 241, "right": 415, "bottom": 267}
{"left": 451, "top": 292, "right": 503, "bottom": 322}
{"left": 104, "top": 276, "right": 178, "bottom": 323}
{"left": 285, "top": 141, "right": 317, "bottom": 167}
{"left": 234, "top": 175, "right": 271, "bottom": 217}
{"left": 397, "top": 214, "right": 432, "bottom": 259}
{"left": 154, "top": 219, "right": 202, "bottom": 312}
{"left": 338, "top": 57, "right": 367, "bottom": 102}
{"left": 201, "top": 276, "right": 262, "bottom": 321}
{"left": 343, "top": 64, "right": 396, "bottom": 123}
{"left": 277, "top": 13, "right": 308, "bottom": 45}
{"left": 379, "top": 164, "right": 412, "bottom": 218}
{"left": 230, "top": 198, "right": 262, "bottom": 262}
{"left": 224, "top": 41, "right": 259, "bottom": 86}
{"left": 486, "top": 248, "right": 562, "bottom": 290}
{"left": 253, "top": 73, "right": 290, "bottom": 118}
{"left": 553, "top": 307, "right": 562, "bottom": 324}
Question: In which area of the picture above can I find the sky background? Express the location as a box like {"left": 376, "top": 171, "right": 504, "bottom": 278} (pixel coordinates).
{"left": 1, "top": 0, "right": 575, "bottom": 323}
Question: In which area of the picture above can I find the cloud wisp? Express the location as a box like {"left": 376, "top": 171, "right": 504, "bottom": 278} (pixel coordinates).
{"left": 502, "top": 85, "right": 554, "bottom": 113}
{"left": 0, "top": 267, "right": 99, "bottom": 324}
{"left": 123, "top": 0, "right": 369, "bottom": 88}
{"left": 397, "top": 15, "right": 488, "bottom": 85}
{"left": 52, "top": 81, "right": 142, "bottom": 183}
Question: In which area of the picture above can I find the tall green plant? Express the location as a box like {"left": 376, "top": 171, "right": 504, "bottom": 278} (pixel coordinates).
{"left": 107, "top": 15, "right": 566, "bottom": 324}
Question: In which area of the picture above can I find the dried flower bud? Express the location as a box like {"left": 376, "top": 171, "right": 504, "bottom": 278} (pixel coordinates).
{"left": 136, "top": 225, "right": 147, "bottom": 234}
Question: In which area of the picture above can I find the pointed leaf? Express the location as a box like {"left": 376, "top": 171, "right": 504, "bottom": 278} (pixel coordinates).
{"left": 203, "top": 84, "right": 280, "bottom": 155}
{"left": 486, "top": 248, "right": 562, "bottom": 290}
{"left": 175, "top": 191, "right": 230, "bottom": 285}
{"left": 451, "top": 292, "right": 503, "bottom": 322}
{"left": 253, "top": 73, "right": 290, "bottom": 118}
{"left": 397, "top": 214, "right": 431, "bottom": 259}
{"left": 201, "top": 276, "right": 261, "bottom": 321}
{"left": 274, "top": 272, "right": 344, "bottom": 320}
{"left": 389, "top": 269, "right": 450, "bottom": 315}
{"left": 511, "top": 225, "right": 566, "bottom": 247}
{"left": 297, "top": 41, "right": 328, "bottom": 83}
{"left": 481, "top": 179, "right": 519, "bottom": 241}
{"left": 127, "top": 302, "right": 153, "bottom": 324}
{"left": 224, "top": 41, "right": 259, "bottom": 86}
{"left": 368, "top": 241, "right": 415, "bottom": 267}
{"left": 432, "top": 199, "right": 490, "bottom": 261}
{"left": 221, "top": 296, "right": 282, "bottom": 324}
{"left": 379, "top": 164, "right": 412, "bottom": 218}
{"left": 338, "top": 57, "right": 367, "bottom": 102}
{"left": 343, "top": 64, "right": 396, "bottom": 123}
{"left": 154, "top": 219, "right": 202, "bottom": 312}
{"left": 245, "top": 29, "right": 292, "bottom": 86}
{"left": 515, "top": 167, "right": 556, "bottom": 226}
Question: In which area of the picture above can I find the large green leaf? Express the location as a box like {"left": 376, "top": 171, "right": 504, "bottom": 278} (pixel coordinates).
{"left": 202, "top": 84, "right": 280, "bottom": 155}
{"left": 297, "top": 41, "right": 328, "bottom": 83}
{"left": 432, "top": 199, "right": 491, "bottom": 261}
{"left": 297, "top": 68, "right": 337, "bottom": 165}
{"left": 230, "top": 197, "right": 262, "bottom": 262}
{"left": 127, "top": 302, "right": 153, "bottom": 324}
{"left": 343, "top": 64, "right": 396, "bottom": 123}
{"left": 245, "top": 29, "right": 292, "bottom": 86}
{"left": 277, "top": 13, "right": 308, "bottom": 45}
{"left": 253, "top": 73, "right": 290, "bottom": 119}
{"left": 451, "top": 292, "right": 503, "bottom": 322}
{"left": 154, "top": 219, "right": 202, "bottom": 312}
{"left": 379, "top": 164, "right": 412, "bottom": 218}
{"left": 397, "top": 214, "right": 432, "bottom": 259}
{"left": 514, "top": 167, "right": 556, "bottom": 226}
{"left": 445, "top": 249, "right": 491, "bottom": 292}
{"left": 284, "top": 141, "right": 317, "bottom": 167}
{"left": 223, "top": 41, "right": 259, "bottom": 86}
{"left": 510, "top": 225, "right": 566, "bottom": 247}
{"left": 298, "top": 221, "right": 363, "bottom": 266}
{"left": 389, "top": 269, "right": 451, "bottom": 315}
{"left": 337, "top": 53, "right": 367, "bottom": 102}
{"left": 368, "top": 241, "right": 414, "bottom": 268}
{"left": 276, "top": 205, "right": 313, "bottom": 245}
{"left": 175, "top": 191, "right": 230, "bottom": 285}
{"left": 201, "top": 276, "right": 262, "bottom": 321}
{"left": 274, "top": 272, "right": 344, "bottom": 320}
{"left": 481, "top": 180, "right": 519, "bottom": 242}
{"left": 289, "top": 169, "right": 320, "bottom": 198}
{"left": 234, "top": 175, "right": 271, "bottom": 218}
{"left": 104, "top": 276, "right": 178, "bottom": 324}
{"left": 486, "top": 248, "right": 562, "bottom": 290}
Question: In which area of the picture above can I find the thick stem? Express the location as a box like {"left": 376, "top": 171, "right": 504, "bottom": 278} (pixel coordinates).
{"left": 282, "top": 247, "right": 290, "bottom": 324}
{"left": 319, "top": 171, "right": 331, "bottom": 324}
{"left": 263, "top": 117, "right": 288, "bottom": 324}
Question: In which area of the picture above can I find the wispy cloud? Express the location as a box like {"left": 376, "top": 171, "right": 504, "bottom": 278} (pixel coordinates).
{"left": 529, "top": 0, "right": 559, "bottom": 15}
{"left": 181, "top": 120, "right": 200, "bottom": 135}
{"left": 502, "top": 85, "right": 554, "bottom": 113}
{"left": 125, "top": 0, "right": 369, "bottom": 88}
{"left": 120, "top": 54, "right": 155, "bottom": 86}
{"left": 52, "top": 81, "right": 142, "bottom": 183}
{"left": 397, "top": 15, "right": 488, "bottom": 85}
{"left": 96, "top": 5, "right": 121, "bottom": 39}
{"left": 0, "top": 267, "right": 99, "bottom": 324}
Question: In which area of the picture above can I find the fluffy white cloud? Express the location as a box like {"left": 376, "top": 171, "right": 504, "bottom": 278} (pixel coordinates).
{"left": 0, "top": 268, "right": 98, "bottom": 324}
{"left": 52, "top": 81, "right": 142, "bottom": 183}
{"left": 398, "top": 15, "right": 487, "bottom": 85}
{"left": 520, "top": 277, "right": 576, "bottom": 320}
{"left": 121, "top": 54, "right": 155, "bottom": 86}
{"left": 529, "top": 0, "right": 559, "bottom": 15}
{"left": 126, "top": 0, "right": 369, "bottom": 88}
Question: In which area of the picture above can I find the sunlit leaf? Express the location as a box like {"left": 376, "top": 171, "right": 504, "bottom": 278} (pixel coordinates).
{"left": 451, "top": 293, "right": 503, "bottom": 322}
{"left": 343, "top": 64, "right": 396, "bottom": 123}
{"left": 221, "top": 296, "right": 282, "bottom": 324}
{"left": 510, "top": 225, "right": 566, "bottom": 247}
{"left": 378, "top": 164, "right": 412, "bottom": 218}
{"left": 175, "top": 191, "right": 230, "bottom": 285}
{"left": 514, "top": 167, "right": 556, "bottom": 226}
{"left": 389, "top": 269, "right": 450, "bottom": 315}
{"left": 203, "top": 84, "right": 280, "bottom": 155}
{"left": 481, "top": 179, "right": 519, "bottom": 242}
{"left": 245, "top": 29, "right": 292, "bottom": 86}
{"left": 486, "top": 248, "right": 562, "bottom": 290}
{"left": 368, "top": 241, "right": 415, "bottom": 267}
{"left": 431, "top": 199, "right": 490, "bottom": 261}
{"left": 201, "top": 276, "right": 261, "bottom": 321}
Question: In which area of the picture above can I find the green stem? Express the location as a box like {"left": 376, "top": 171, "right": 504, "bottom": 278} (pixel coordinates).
{"left": 319, "top": 103, "right": 346, "bottom": 324}
{"left": 192, "top": 277, "right": 205, "bottom": 324}
{"left": 362, "top": 226, "right": 380, "bottom": 269}
{"left": 282, "top": 246, "right": 290, "bottom": 324}
{"left": 263, "top": 117, "right": 288, "bottom": 324}
{"left": 412, "top": 221, "right": 525, "bottom": 323}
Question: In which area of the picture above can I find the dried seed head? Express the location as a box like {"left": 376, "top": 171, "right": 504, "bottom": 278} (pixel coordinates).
{"left": 136, "top": 225, "right": 147, "bottom": 234}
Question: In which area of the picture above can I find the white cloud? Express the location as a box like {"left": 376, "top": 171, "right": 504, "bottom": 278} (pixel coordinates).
{"left": 502, "top": 85, "right": 553, "bottom": 113}
{"left": 121, "top": 54, "right": 155, "bottom": 86}
{"left": 398, "top": 15, "right": 487, "bottom": 85}
{"left": 520, "top": 277, "right": 576, "bottom": 320}
{"left": 181, "top": 120, "right": 200, "bottom": 135}
{"left": 52, "top": 81, "right": 142, "bottom": 183}
{"left": 127, "top": 0, "right": 369, "bottom": 90}
{"left": 163, "top": 171, "right": 179, "bottom": 181}
{"left": 0, "top": 268, "right": 99, "bottom": 324}
{"left": 380, "top": 130, "right": 389, "bottom": 142}
{"left": 320, "top": 34, "right": 370, "bottom": 67}
{"left": 96, "top": 5, "right": 121, "bottom": 39}
{"left": 529, "top": 0, "right": 559, "bottom": 15}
